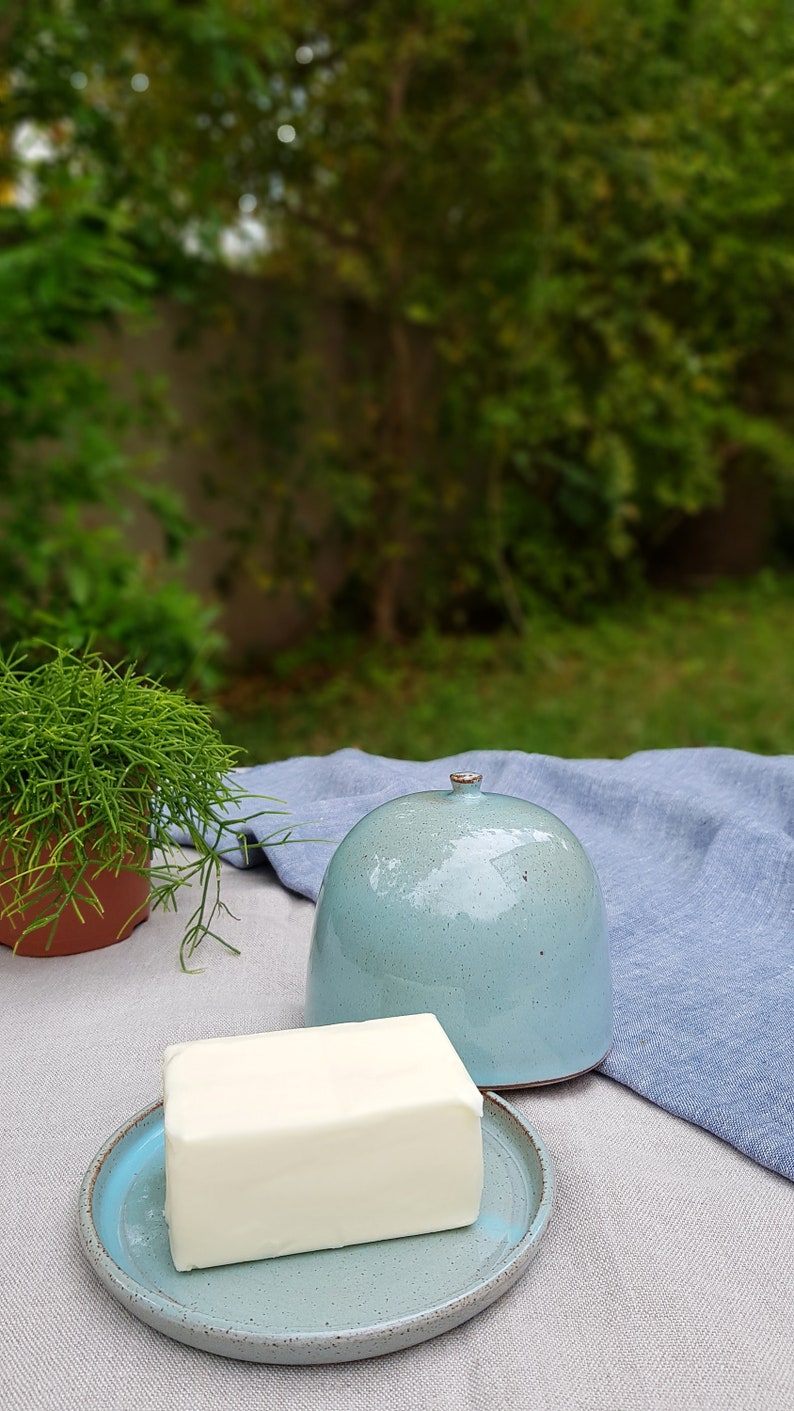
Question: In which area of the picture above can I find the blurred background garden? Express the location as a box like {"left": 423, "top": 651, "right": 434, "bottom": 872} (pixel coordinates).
{"left": 1, "top": 0, "right": 793, "bottom": 761}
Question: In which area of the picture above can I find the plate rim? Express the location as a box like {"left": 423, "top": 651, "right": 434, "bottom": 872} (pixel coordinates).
{"left": 77, "top": 1091, "right": 554, "bottom": 1358}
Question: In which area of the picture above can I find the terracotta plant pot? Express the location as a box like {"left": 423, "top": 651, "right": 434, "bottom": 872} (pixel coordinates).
{"left": 0, "top": 844, "right": 151, "bottom": 958}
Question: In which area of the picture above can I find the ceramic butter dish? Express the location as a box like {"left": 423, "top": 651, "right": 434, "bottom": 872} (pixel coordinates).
{"left": 305, "top": 772, "right": 613, "bottom": 1087}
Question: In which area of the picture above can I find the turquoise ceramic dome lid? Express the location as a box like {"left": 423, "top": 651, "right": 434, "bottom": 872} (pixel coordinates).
{"left": 305, "top": 773, "right": 613, "bottom": 1088}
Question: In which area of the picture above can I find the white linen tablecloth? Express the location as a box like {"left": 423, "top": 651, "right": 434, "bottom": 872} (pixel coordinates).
{"left": 2, "top": 863, "right": 792, "bottom": 1411}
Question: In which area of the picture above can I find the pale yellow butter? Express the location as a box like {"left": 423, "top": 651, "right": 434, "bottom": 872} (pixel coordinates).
{"left": 163, "top": 1013, "right": 484, "bottom": 1272}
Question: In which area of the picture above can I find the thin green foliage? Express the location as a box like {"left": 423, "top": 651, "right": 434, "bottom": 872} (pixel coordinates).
{"left": 0, "top": 645, "right": 292, "bottom": 970}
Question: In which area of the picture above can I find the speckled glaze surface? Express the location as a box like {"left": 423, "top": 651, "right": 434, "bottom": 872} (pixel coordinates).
{"left": 305, "top": 774, "right": 613, "bottom": 1086}
{"left": 77, "top": 1094, "right": 554, "bottom": 1365}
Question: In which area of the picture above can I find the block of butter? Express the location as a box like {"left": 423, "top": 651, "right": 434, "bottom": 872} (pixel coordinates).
{"left": 163, "top": 1013, "right": 484, "bottom": 1272}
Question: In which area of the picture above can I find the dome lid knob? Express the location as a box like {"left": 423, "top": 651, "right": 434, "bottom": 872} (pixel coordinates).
{"left": 449, "top": 772, "right": 483, "bottom": 795}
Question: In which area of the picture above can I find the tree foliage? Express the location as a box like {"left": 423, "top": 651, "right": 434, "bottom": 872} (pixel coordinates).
{"left": 4, "top": 0, "right": 794, "bottom": 641}
{"left": 0, "top": 18, "right": 222, "bottom": 681}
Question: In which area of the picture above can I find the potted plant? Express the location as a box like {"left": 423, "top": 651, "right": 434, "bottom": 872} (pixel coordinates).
{"left": 0, "top": 645, "right": 287, "bottom": 970}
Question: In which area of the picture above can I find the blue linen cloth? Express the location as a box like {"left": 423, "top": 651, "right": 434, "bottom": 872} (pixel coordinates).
{"left": 171, "top": 747, "right": 794, "bottom": 1181}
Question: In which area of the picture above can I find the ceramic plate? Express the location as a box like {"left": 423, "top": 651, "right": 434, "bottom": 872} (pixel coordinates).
{"left": 77, "top": 1092, "right": 553, "bottom": 1364}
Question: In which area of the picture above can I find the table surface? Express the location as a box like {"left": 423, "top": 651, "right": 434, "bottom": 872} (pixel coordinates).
{"left": 2, "top": 862, "right": 793, "bottom": 1411}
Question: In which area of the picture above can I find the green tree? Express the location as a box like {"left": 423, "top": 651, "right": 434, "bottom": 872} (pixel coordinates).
{"left": 4, "top": 0, "right": 794, "bottom": 640}
{"left": 0, "top": 15, "right": 222, "bottom": 682}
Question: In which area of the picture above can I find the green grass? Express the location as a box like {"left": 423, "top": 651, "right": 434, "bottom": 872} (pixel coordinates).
{"left": 215, "top": 574, "right": 794, "bottom": 762}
